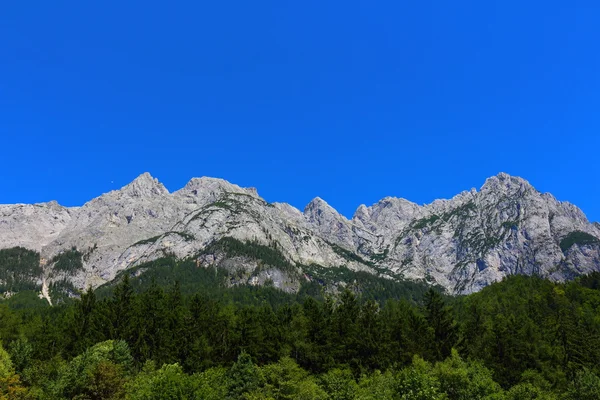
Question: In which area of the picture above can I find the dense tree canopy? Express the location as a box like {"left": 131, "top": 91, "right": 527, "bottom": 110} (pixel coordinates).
{"left": 2, "top": 271, "right": 600, "bottom": 398}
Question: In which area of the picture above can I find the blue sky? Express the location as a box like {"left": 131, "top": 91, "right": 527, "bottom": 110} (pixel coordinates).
{"left": 1, "top": 1, "right": 599, "bottom": 221}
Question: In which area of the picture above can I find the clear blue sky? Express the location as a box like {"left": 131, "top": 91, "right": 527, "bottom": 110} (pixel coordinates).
{"left": 1, "top": 1, "right": 599, "bottom": 221}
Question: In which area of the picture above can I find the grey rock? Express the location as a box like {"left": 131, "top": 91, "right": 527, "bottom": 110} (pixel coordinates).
{"left": 0, "top": 172, "right": 598, "bottom": 297}
{"left": 0, "top": 201, "right": 74, "bottom": 251}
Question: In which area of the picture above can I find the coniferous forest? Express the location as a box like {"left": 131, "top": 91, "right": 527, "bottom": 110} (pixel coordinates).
{"left": 2, "top": 267, "right": 600, "bottom": 398}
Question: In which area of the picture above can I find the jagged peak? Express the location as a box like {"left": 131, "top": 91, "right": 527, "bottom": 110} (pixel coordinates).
{"left": 353, "top": 197, "right": 421, "bottom": 223}
{"left": 176, "top": 176, "right": 259, "bottom": 198}
{"left": 353, "top": 204, "right": 370, "bottom": 220}
{"left": 481, "top": 172, "right": 534, "bottom": 193}
{"left": 132, "top": 172, "right": 155, "bottom": 183}
{"left": 37, "top": 200, "right": 77, "bottom": 212}
{"left": 306, "top": 196, "right": 326, "bottom": 205}
{"left": 422, "top": 188, "right": 476, "bottom": 214}
{"left": 374, "top": 196, "right": 420, "bottom": 209}
{"left": 304, "top": 197, "right": 347, "bottom": 221}
{"left": 121, "top": 172, "right": 169, "bottom": 197}
{"left": 33, "top": 200, "right": 62, "bottom": 208}
{"left": 304, "top": 197, "right": 333, "bottom": 212}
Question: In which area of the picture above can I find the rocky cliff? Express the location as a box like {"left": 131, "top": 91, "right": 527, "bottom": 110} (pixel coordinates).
{"left": 1, "top": 172, "right": 598, "bottom": 298}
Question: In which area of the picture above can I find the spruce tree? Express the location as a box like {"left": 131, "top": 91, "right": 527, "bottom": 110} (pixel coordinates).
{"left": 424, "top": 288, "right": 457, "bottom": 361}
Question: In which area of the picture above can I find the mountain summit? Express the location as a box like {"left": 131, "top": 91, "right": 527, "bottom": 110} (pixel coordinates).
{"left": 121, "top": 172, "right": 169, "bottom": 198}
{"left": 1, "top": 173, "right": 599, "bottom": 299}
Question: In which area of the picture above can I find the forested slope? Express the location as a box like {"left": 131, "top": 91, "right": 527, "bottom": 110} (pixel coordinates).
{"left": 2, "top": 271, "right": 600, "bottom": 398}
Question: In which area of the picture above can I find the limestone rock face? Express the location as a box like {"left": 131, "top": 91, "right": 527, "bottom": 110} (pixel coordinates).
{"left": 0, "top": 172, "right": 599, "bottom": 295}
{"left": 0, "top": 201, "right": 74, "bottom": 251}
{"left": 373, "top": 173, "right": 600, "bottom": 293}
{"left": 304, "top": 197, "right": 356, "bottom": 249}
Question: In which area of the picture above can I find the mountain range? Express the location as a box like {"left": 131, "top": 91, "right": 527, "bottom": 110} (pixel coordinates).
{"left": 1, "top": 172, "right": 599, "bottom": 302}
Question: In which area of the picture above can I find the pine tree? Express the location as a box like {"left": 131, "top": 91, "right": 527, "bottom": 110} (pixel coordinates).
{"left": 69, "top": 287, "right": 104, "bottom": 355}
{"left": 163, "top": 281, "right": 185, "bottom": 364}
{"left": 357, "top": 300, "right": 382, "bottom": 371}
{"left": 227, "top": 351, "right": 261, "bottom": 399}
{"left": 131, "top": 279, "right": 166, "bottom": 364}
{"left": 424, "top": 288, "right": 457, "bottom": 361}
{"left": 112, "top": 274, "right": 135, "bottom": 343}
{"left": 333, "top": 289, "right": 360, "bottom": 368}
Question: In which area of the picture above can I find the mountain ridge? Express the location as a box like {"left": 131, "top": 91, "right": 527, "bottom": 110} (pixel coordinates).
{"left": 0, "top": 172, "right": 599, "bottom": 299}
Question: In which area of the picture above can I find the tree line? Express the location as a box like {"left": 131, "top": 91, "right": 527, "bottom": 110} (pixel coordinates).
{"left": 2, "top": 272, "right": 600, "bottom": 398}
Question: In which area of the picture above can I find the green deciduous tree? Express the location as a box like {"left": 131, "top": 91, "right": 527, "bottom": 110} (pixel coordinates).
{"left": 53, "top": 340, "right": 133, "bottom": 399}
{"left": 125, "top": 361, "right": 196, "bottom": 400}
{"left": 433, "top": 349, "right": 502, "bottom": 400}
{"left": 319, "top": 368, "right": 358, "bottom": 400}
{"left": 566, "top": 368, "right": 600, "bottom": 400}
{"left": 395, "top": 356, "right": 446, "bottom": 400}
{"left": 251, "top": 356, "right": 326, "bottom": 400}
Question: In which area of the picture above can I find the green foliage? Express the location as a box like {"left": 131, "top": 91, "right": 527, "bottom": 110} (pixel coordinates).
{"left": 0, "top": 247, "right": 41, "bottom": 293}
{"left": 51, "top": 247, "right": 84, "bottom": 273}
{"left": 227, "top": 352, "right": 262, "bottom": 399}
{"left": 125, "top": 361, "right": 196, "bottom": 399}
{"left": 133, "top": 235, "right": 162, "bottom": 246}
{"left": 505, "top": 383, "right": 557, "bottom": 400}
{"left": 395, "top": 356, "right": 446, "bottom": 400}
{"left": 560, "top": 231, "right": 600, "bottom": 252}
{"left": 404, "top": 202, "right": 477, "bottom": 236}
{"left": 0, "top": 343, "right": 14, "bottom": 380}
{"left": 443, "top": 202, "right": 477, "bottom": 222}
{"left": 302, "top": 264, "right": 435, "bottom": 304}
{"left": 355, "top": 370, "right": 396, "bottom": 400}
{"left": 191, "top": 367, "right": 228, "bottom": 400}
{"left": 97, "top": 256, "right": 228, "bottom": 298}
{"left": 369, "top": 248, "right": 389, "bottom": 262}
{"left": 577, "top": 271, "right": 600, "bottom": 290}
{"left": 424, "top": 288, "right": 458, "bottom": 360}
{"left": 0, "top": 291, "right": 48, "bottom": 310}
{"left": 566, "top": 368, "right": 600, "bottom": 400}
{"left": 4, "top": 269, "right": 600, "bottom": 398}
{"left": 48, "top": 278, "right": 78, "bottom": 304}
{"left": 52, "top": 340, "right": 133, "bottom": 399}
{"left": 319, "top": 368, "right": 358, "bottom": 400}
{"left": 252, "top": 357, "right": 326, "bottom": 400}
{"left": 412, "top": 215, "right": 441, "bottom": 230}
{"left": 433, "top": 349, "right": 501, "bottom": 399}
{"left": 0, "top": 342, "right": 29, "bottom": 399}
{"left": 202, "top": 237, "right": 298, "bottom": 274}
{"left": 133, "top": 231, "right": 196, "bottom": 247}
{"left": 326, "top": 242, "right": 375, "bottom": 267}
{"left": 7, "top": 339, "right": 32, "bottom": 376}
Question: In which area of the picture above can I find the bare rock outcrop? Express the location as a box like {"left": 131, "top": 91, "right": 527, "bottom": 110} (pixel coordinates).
{"left": 0, "top": 172, "right": 598, "bottom": 296}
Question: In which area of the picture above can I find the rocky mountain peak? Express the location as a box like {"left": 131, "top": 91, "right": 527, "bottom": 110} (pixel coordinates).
{"left": 121, "top": 172, "right": 169, "bottom": 198}
{"left": 303, "top": 197, "right": 358, "bottom": 249}
{"left": 353, "top": 204, "right": 370, "bottom": 221}
{"left": 373, "top": 197, "right": 420, "bottom": 212}
{"left": 174, "top": 176, "right": 259, "bottom": 205}
{"left": 1, "top": 172, "right": 599, "bottom": 298}
{"left": 304, "top": 197, "right": 346, "bottom": 222}
{"left": 354, "top": 197, "right": 421, "bottom": 233}
{"left": 480, "top": 172, "right": 534, "bottom": 196}
{"left": 305, "top": 196, "right": 327, "bottom": 208}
